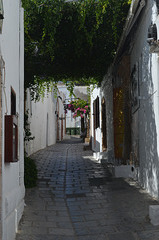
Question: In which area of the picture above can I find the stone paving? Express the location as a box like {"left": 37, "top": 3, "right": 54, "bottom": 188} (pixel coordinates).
{"left": 16, "top": 136, "right": 159, "bottom": 240}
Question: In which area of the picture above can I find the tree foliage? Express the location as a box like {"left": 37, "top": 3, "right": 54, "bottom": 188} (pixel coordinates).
{"left": 22, "top": 0, "right": 131, "bottom": 89}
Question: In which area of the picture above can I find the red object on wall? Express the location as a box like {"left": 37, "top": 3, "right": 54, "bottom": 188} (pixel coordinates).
{"left": 5, "top": 115, "right": 18, "bottom": 163}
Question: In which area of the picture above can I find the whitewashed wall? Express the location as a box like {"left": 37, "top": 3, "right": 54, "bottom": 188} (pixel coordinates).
{"left": 25, "top": 88, "right": 65, "bottom": 156}
{"left": 99, "top": 0, "right": 159, "bottom": 197}
{"left": 101, "top": 72, "right": 114, "bottom": 163}
{"left": 0, "top": 1, "right": 25, "bottom": 239}
{"left": 90, "top": 72, "right": 115, "bottom": 162}
{"left": 130, "top": 0, "right": 159, "bottom": 198}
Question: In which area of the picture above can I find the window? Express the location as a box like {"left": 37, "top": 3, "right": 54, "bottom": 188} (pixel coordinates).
{"left": 11, "top": 87, "right": 16, "bottom": 115}
{"left": 148, "top": 23, "right": 157, "bottom": 41}
{"left": 5, "top": 115, "right": 18, "bottom": 162}
{"left": 93, "top": 101, "right": 96, "bottom": 129}
{"left": 5, "top": 88, "right": 18, "bottom": 162}
{"left": 93, "top": 96, "right": 100, "bottom": 129}
{"left": 96, "top": 96, "right": 100, "bottom": 128}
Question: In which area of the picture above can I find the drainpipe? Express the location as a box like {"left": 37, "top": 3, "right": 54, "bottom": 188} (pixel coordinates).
{"left": 0, "top": 54, "right": 5, "bottom": 240}
{"left": 18, "top": 0, "right": 24, "bottom": 187}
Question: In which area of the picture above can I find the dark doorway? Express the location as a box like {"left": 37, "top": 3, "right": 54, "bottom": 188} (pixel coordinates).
{"left": 11, "top": 87, "right": 16, "bottom": 115}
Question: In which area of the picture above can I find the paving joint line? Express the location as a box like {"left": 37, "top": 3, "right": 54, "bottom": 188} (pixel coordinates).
{"left": 64, "top": 145, "right": 78, "bottom": 239}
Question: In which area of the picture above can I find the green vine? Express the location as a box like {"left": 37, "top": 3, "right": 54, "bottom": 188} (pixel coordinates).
{"left": 24, "top": 110, "right": 35, "bottom": 142}
{"left": 29, "top": 77, "right": 58, "bottom": 101}
{"left": 22, "top": 0, "right": 131, "bottom": 96}
{"left": 28, "top": 76, "right": 98, "bottom": 102}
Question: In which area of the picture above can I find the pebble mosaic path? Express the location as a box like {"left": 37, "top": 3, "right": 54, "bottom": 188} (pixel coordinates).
{"left": 16, "top": 136, "right": 159, "bottom": 240}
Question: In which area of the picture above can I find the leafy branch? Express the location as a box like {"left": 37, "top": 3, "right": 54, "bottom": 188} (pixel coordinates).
{"left": 22, "top": 0, "right": 131, "bottom": 94}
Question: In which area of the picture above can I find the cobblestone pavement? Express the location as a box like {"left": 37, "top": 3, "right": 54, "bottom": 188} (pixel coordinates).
{"left": 16, "top": 136, "right": 159, "bottom": 240}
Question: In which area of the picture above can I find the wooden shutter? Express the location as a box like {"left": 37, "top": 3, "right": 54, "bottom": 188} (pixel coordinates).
{"left": 96, "top": 96, "right": 100, "bottom": 128}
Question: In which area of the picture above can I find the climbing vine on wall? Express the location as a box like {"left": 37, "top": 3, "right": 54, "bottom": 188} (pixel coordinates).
{"left": 24, "top": 110, "right": 35, "bottom": 142}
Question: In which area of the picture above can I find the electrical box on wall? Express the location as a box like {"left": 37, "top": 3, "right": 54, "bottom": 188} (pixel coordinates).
{"left": 5, "top": 115, "right": 18, "bottom": 163}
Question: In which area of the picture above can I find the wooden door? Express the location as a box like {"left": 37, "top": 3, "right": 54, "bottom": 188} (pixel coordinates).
{"left": 113, "top": 88, "right": 124, "bottom": 159}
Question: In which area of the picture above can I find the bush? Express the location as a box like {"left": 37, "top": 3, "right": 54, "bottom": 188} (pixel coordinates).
{"left": 24, "top": 155, "right": 37, "bottom": 188}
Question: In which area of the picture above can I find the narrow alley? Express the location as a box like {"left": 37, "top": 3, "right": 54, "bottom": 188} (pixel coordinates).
{"left": 16, "top": 136, "right": 159, "bottom": 240}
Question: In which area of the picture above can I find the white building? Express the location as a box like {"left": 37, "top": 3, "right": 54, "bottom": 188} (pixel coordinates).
{"left": 90, "top": 87, "right": 102, "bottom": 153}
{"left": 25, "top": 87, "right": 66, "bottom": 156}
{"left": 58, "top": 84, "right": 88, "bottom": 135}
{"left": 90, "top": 78, "right": 114, "bottom": 162}
{"left": 0, "top": 0, "right": 25, "bottom": 239}
{"left": 91, "top": 0, "right": 159, "bottom": 199}
{"left": 128, "top": 0, "right": 159, "bottom": 198}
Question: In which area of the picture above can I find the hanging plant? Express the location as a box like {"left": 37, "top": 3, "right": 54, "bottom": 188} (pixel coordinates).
{"left": 66, "top": 99, "right": 90, "bottom": 118}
